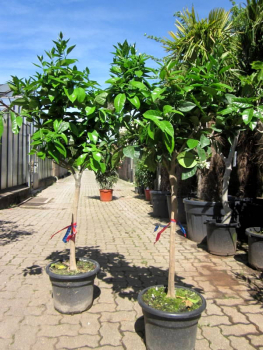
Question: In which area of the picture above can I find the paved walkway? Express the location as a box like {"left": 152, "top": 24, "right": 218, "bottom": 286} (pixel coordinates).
{"left": 0, "top": 171, "right": 262, "bottom": 350}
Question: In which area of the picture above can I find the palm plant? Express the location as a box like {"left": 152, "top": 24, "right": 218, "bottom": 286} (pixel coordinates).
{"left": 163, "top": 7, "right": 238, "bottom": 65}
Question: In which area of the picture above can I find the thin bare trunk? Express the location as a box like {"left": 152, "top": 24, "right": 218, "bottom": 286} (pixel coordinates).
{"left": 222, "top": 132, "right": 240, "bottom": 224}
{"left": 167, "top": 153, "right": 178, "bottom": 298}
{"left": 70, "top": 172, "right": 82, "bottom": 271}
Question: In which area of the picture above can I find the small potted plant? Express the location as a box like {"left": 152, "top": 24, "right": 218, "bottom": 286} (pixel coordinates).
{"left": 96, "top": 168, "right": 119, "bottom": 201}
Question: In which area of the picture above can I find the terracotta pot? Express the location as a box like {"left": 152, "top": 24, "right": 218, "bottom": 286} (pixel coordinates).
{"left": 144, "top": 189, "right": 151, "bottom": 201}
{"left": 99, "top": 189, "right": 113, "bottom": 202}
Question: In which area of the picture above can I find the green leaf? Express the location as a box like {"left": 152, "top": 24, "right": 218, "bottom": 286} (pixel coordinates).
{"left": 249, "top": 121, "right": 257, "bottom": 130}
{"left": 251, "top": 61, "right": 263, "bottom": 70}
{"left": 135, "top": 70, "right": 143, "bottom": 77}
{"left": 178, "top": 101, "right": 196, "bottom": 112}
{"left": 74, "top": 87, "right": 86, "bottom": 103}
{"left": 37, "top": 151, "right": 46, "bottom": 160}
{"left": 59, "top": 133, "right": 68, "bottom": 144}
{"left": 10, "top": 112, "right": 20, "bottom": 134}
{"left": 54, "top": 140, "right": 67, "bottom": 158}
{"left": 114, "top": 93, "right": 126, "bottom": 113}
{"left": 88, "top": 130, "right": 99, "bottom": 143}
{"left": 147, "top": 123, "right": 155, "bottom": 140}
{"left": 197, "top": 146, "right": 206, "bottom": 161}
{"left": 233, "top": 102, "right": 253, "bottom": 109}
{"left": 177, "top": 151, "right": 197, "bottom": 169}
{"left": 92, "top": 152, "right": 102, "bottom": 162}
{"left": 99, "top": 162, "right": 106, "bottom": 173}
{"left": 151, "top": 87, "right": 166, "bottom": 102}
{"left": 58, "top": 121, "right": 69, "bottom": 133}
{"left": 94, "top": 92, "right": 108, "bottom": 105}
{"left": 200, "top": 134, "right": 210, "bottom": 148}
{"left": 66, "top": 45, "right": 76, "bottom": 55}
{"left": 242, "top": 109, "right": 253, "bottom": 125}
{"left": 163, "top": 133, "right": 174, "bottom": 154}
{"left": 69, "top": 123, "right": 79, "bottom": 136}
{"left": 85, "top": 106, "right": 96, "bottom": 116}
{"left": 182, "top": 166, "right": 197, "bottom": 180}
{"left": 48, "top": 94, "right": 55, "bottom": 102}
{"left": 187, "top": 139, "right": 199, "bottom": 149}
{"left": 129, "top": 80, "right": 147, "bottom": 90}
{"left": 53, "top": 120, "right": 59, "bottom": 132}
{"left": 143, "top": 110, "right": 162, "bottom": 127}
{"left": 123, "top": 146, "right": 140, "bottom": 159}
{"left": 159, "top": 120, "right": 174, "bottom": 138}
{"left": 0, "top": 117, "right": 4, "bottom": 138}
{"left": 75, "top": 154, "right": 88, "bottom": 166}
{"left": 48, "top": 150, "right": 59, "bottom": 164}
{"left": 127, "top": 96, "right": 140, "bottom": 109}
{"left": 211, "top": 83, "right": 233, "bottom": 91}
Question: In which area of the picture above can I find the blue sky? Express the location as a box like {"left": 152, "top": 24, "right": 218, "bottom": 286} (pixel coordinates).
{"left": 1, "top": 0, "right": 239, "bottom": 87}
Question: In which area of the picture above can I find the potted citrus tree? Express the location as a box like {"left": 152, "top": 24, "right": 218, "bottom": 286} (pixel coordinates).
{"left": 8, "top": 33, "right": 122, "bottom": 314}
{"left": 107, "top": 41, "right": 208, "bottom": 350}
{"left": 96, "top": 168, "right": 119, "bottom": 201}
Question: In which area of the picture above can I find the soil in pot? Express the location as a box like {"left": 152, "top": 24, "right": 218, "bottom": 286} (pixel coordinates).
{"left": 138, "top": 285, "right": 206, "bottom": 350}
{"left": 245, "top": 227, "right": 263, "bottom": 271}
{"left": 46, "top": 258, "right": 100, "bottom": 314}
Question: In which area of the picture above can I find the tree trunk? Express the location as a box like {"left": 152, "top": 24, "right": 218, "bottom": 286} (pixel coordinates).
{"left": 222, "top": 133, "right": 240, "bottom": 224}
{"left": 70, "top": 172, "right": 83, "bottom": 271}
{"left": 167, "top": 156, "right": 178, "bottom": 298}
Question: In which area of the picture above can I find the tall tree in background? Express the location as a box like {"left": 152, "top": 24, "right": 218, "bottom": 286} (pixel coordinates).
{"left": 162, "top": 7, "right": 238, "bottom": 65}
{"left": 231, "top": 0, "right": 263, "bottom": 75}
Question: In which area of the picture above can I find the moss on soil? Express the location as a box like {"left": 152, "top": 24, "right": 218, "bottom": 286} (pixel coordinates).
{"left": 50, "top": 260, "right": 95, "bottom": 275}
{"left": 142, "top": 286, "right": 202, "bottom": 313}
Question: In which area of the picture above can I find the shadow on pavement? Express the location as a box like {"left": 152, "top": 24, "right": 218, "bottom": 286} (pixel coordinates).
{"left": 43, "top": 247, "right": 204, "bottom": 301}
{"left": 0, "top": 220, "right": 34, "bottom": 246}
{"left": 233, "top": 271, "right": 263, "bottom": 304}
{"left": 86, "top": 196, "right": 120, "bottom": 201}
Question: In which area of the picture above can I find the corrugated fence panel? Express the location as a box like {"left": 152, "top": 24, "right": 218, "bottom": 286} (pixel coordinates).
{"left": 0, "top": 111, "right": 67, "bottom": 191}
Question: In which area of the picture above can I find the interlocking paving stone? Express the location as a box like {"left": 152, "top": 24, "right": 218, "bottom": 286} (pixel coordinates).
{"left": 0, "top": 171, "right": 262, "bottom": 350}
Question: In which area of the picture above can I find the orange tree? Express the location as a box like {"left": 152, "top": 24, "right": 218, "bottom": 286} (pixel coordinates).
{"left": 8, "top": 33, "right": 124, "bottom": 270}
{"left": 107, "top": 42, "right": 262, "bottom": 297}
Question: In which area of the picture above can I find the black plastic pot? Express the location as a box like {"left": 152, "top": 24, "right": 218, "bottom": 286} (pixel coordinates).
{"left": 151, "top": 191, "right": 169, "bottom": 218}
{"left": 206, "top": 220, "right": 238, "bottom": 256}
{"left": 138, "top": 285, "right": 206, "bottom": 350}
{"left": 183, "top": 198, "right": 224, "bottom": 243}
{"left": 245, "top": 227, "right": 263, "bottom": 271}
{"left": 135, "top": 186, "right": 144, "bottom": 195}
{"left": 46, "top": 258, "right": 100, "bottom": 314}
{"left": 166, "top": 195, "right": 186, "bottom": 224}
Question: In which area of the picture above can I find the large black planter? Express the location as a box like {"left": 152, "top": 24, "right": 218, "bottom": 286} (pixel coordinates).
{"left": 245, "top": 227, "right": 263, "bottom": 271}
{"left": 166, "top": 195, "right": 186, "bottom": 224}
{"left": 151, "top": 191, "right": 169, "bottom": 218}
{"left": 183, "top": 198, "right": 224, "bottom": 243}
{"left": 46, "top": 258, "right": 100, "bottom": 314}
{"left": 138, "top": 285, "right": 206, "bottom": 350}
{"left": 206, "top": 220, "right": 238, "bottom": 256}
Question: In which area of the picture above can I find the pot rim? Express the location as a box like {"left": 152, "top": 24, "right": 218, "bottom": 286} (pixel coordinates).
{"left": 246, "top": 227, "right": 263, "bottom": 238}
{"left": 46, "top": 257, "right": 100, "bottom": 280}
{"left": 183, "top": 198, "right": 222, "bottom": 206}
{"left": 99, "top": 189, "right": 113, "bottom": 192}
{"left": 205, "top": 219, "right": 238, "bottom": 228}
{"left": 138, "top": 285, "right": 206, "bottom": 319}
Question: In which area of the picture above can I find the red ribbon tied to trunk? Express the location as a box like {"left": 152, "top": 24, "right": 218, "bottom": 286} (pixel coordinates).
{"left": 50, "top": 223, "right": 77, "bottom": 242}
{"left": 154, "top": 219, "right": 176, "bottom": 244}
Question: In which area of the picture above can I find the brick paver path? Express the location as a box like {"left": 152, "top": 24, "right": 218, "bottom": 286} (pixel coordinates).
{"left": 0, "top": 171, "right": 262, "bottom": 350}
